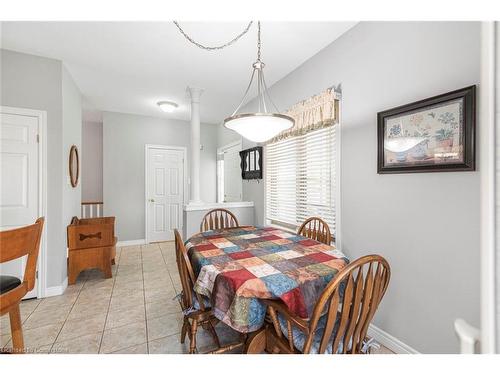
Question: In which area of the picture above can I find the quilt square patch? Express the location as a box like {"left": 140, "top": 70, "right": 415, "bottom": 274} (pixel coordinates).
{"left": 284, "top": 267, "right": 320, "bottom": 283}
{"left": 272, "top": 231, "right": 297, "bottom": 238}
{"left": 306, "top": 252, "right": 335, "bottom": 263}
{"left": 258, "top": 253, "right": 284, "bottom": 263}
{"left": 214, "top": 241, "right": 236, "bottom": 249}
{"left": 202, "top": 248, "right": 225, "bottom": 258}
{"left": 228, "top": 250, "right": 254, "bottom": 260}
{"left": 324, "top": 258, "right": 347, "bottom": 270}
{"left": 298, "top": 239, "right": 319, "bottom": 247}
{"left": 271, "top": 260, "right": 299, "bottom": 273}
{"left": 260, "top": 234, "right": 281, "bottom": 241}
{"left": 247, "top": 263, "right": 280, "bottom": 278}
{"left": 237, "top": 257, "right": 266, "bottom": 268}
{"left": 263, "top": 244, "right": 288, "bottom": 253}
{"left": 194, "top": 243, "right": 219, "bottom": 252}
{"left": 216, "top": 261, "right": 244, "bottom": 273}
{"left": 306, "top": 263, "right": 336, "bottom": 277}
{"left": 277, "top": 250, "right": 303, "bottom": 259}
{"left": 309, "top": 243, "right": 332, "bottom": 252}
{"left": 289, "top": 256, "right": 318, "bottom": 268}
{"left": 248, "top": 248, "right": 269, "bottom": 257}
{"left": 261, "top": 273, "right": 298, "bottom": 297}
{"left": 210, "top": 254, "right": 234, "bottom": 265}
{"left": 222, "top": 246, "right": 241, "bottom": 254}
{"left": 239, "top": 234, "right": 259, "bottom": 239}
{"left": 272, "top": 238, "right": 293, "bottom": 245}
{"left": 220, "top": 268, "right": 257, "bottom": 291}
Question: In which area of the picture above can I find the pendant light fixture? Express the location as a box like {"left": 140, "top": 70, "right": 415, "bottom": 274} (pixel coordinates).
{"left": 173, "top": 21, "right": 294, "bottom": 143}
{"left": 223, "top": 22, "right": 294, "bottom": 143}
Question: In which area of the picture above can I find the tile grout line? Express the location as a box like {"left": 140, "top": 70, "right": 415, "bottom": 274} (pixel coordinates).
{"left": 97, "top": 247, "right": 121, "bottom": 354}
{"left": 0, "top": 297, "right": 42, "bottom": 349}
{"left": 140, "top": 243, "right": 150, "bottom": 354}
{"left": 1, "top": 297, "right": 41, "bottom": 350}
{"left": 159, "top": 241, "right": 179, "bottom": 294}
{"left": 47, "top": 274, "right": 88, "bottom": 353}
{"left": 4, "top": 276, "right": 87, "bottom": 352}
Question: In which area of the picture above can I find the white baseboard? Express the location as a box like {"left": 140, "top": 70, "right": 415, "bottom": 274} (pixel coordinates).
{"left": 116, "top": 239, "right": 146, "bottom": 247}
{"left": 368, "top": 324, "right": 420, "bottom": 354}
{"left": 43, "top": 277, "right": 68, "bottom": 298}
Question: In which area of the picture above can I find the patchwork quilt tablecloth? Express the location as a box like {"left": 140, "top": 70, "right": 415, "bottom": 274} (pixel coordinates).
{"left": 186, "top": 226, "right": 349, "bottom": 333}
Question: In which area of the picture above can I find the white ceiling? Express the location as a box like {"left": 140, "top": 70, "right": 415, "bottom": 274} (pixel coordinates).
{"left": 1, "top": 21, "right": 356, "bottom": 124}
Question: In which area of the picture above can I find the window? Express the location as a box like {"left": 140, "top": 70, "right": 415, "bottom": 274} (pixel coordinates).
{"left": 266, "top": 126, "right": 337, "bottom": 238}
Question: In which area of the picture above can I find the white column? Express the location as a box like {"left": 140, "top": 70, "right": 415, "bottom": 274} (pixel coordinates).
{"left": 187, "top": 87, "right": 204, "bottom": 205}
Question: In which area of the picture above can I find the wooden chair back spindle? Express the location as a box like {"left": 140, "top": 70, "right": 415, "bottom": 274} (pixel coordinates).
{"left": 266, "top": 255, "right": 390, "bottom": 354}
{"left": 297, "top": 217, "right": 332, "bottom": 245}
{"left": 305, "top": 255, "right": 390, "bottom": 354}
{"left": 174, "top": 229, "right": 206, "bottom": 312}
{"left": 200, "top": 209, "right": 239, "bottom": 232}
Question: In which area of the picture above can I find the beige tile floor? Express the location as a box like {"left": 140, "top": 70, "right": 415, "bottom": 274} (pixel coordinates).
{"left": 1, "top": 242, "right": 393, "bottom": 354}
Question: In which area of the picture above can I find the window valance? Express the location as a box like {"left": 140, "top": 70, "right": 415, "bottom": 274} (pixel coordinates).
{"left": 268, "top": 87, "right": 341, "bottom": 143}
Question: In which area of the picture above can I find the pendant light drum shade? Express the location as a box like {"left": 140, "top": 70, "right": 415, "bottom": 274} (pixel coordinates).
{"left": 224, "top": 113, "right": 294, "bottom": 143}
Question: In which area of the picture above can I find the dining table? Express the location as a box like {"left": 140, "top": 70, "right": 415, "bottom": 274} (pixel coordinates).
{"left": 185, "top": 225, "right": 349, "bottom": 353}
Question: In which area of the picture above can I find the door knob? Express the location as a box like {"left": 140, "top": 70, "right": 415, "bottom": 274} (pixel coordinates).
{"left": 149, "top": 198, "right": 155, "bottom": 203}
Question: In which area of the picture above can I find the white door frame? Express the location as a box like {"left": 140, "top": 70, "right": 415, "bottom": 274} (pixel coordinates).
{"left": 479, "top": 21, "right": 497, "bottom": 354}
{"left": 217, "top": 139, "right": 242, "bottom": 203}
{"left": 0, "top": 105, "right": 47, "bottom": 299}
{"left": 144, "top": 144, "right": 187, "bottom": 244}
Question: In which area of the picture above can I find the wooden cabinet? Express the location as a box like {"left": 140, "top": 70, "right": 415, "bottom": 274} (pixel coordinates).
{"left": 67, "top": 216, "right": 117, "bottom": 285}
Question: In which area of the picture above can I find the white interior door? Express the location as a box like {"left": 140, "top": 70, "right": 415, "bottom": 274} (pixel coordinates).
{"left": 0, "top": 110, "right": 40, "bottom": 299}
{"left": 222, "top": 142, "right": 242, "bottom": 202}
{"left": 146, "top": 146, "right": 184, "bottom": 242}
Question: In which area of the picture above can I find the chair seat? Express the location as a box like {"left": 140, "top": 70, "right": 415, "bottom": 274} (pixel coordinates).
{"left": 0, "top": 275, "right": 21, "bottom": 294}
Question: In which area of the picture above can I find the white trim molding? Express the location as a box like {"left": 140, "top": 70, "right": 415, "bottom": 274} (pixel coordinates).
{"left": 184, "top": 201, "right": 254, "bottom": 212}
{"left": 117, "top": 239, "right": 146, "bottom": 247}
{"left": 44, "top": 278, "right": 68, "bottom": 298}
{"left": 368, "top": 324, "right": 420, "bottom": 354}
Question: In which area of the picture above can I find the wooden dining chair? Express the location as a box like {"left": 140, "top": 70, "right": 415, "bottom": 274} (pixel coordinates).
{"left": 264, "top": 254, "right": 391, "bottom": 354}
{"left": 297, "top": 217, "right": 332, "bottom": 245}
{"left": 200, "top": 209, "right": 239, "bottom": 232}
{"left": 0, "top": 217, "right": 44, "bottom": 354}
{"left": 174, "top": 229, "right": 243, "bottom": 354}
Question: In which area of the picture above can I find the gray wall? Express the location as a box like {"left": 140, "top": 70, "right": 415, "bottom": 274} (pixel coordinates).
{"left": 1, "top": 49, "right": 82, "bottom": 289}
{"left": 82, "top": 121, "right": 103, "bottom": 201}
{"left": 233, "top": 22, "right": 481, "bottom": 353}
{"left": 183, "top": 205, "right": 254, "bottom": 239}
{"left": 61, "top": 66, "right": 82, "bottom": 249}
{"left": 102, "top": 111, "right": 217, "bottom": 241}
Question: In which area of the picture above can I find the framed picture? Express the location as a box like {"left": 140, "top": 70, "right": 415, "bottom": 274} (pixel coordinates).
{"left": 239, "top": 146, "right": 263, "bottom": 180}
{"left": 377, "top": 85, "right": 476, "bottom": 174}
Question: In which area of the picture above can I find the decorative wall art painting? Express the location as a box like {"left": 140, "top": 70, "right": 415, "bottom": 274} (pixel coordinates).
{"left": 239, "top": 146, "right": 263, "bottom": 180}
{"left": 377, "top": 86, "right": 475, "bottom": 173}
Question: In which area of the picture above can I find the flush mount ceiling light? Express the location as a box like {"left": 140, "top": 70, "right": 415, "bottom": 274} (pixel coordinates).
{"left": 157, "top": 101, "right": 178, "bottom": 113}
{"left": 173, "top": 21, "right": 294, "bottom": 143}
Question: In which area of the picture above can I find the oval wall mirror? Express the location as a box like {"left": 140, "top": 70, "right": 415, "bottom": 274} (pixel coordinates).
{"left": 69, "top": 145, "right": 79, "bottom": 188}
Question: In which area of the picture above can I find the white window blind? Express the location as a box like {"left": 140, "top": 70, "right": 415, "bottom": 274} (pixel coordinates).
{"left": 266, "top": 126, "right": 337, "bottom": 238}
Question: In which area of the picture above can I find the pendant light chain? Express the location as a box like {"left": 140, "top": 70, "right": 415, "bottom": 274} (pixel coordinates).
{"left": 172, "top": 20, "right": 295, "bottom": 142}
{"left": 173, "top": 21, "right": 253, "bottom": 51}
{"left": 257, "top": 21, "right": 261, "bottom": 61}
